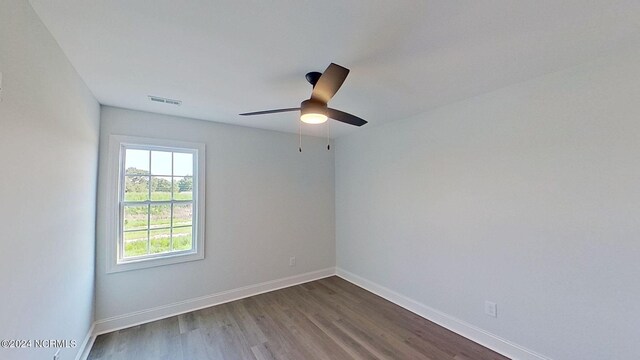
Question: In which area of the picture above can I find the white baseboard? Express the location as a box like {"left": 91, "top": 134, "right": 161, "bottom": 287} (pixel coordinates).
{"left": 74, "top": 323, "right": 95, "bottom": 360}
{"left": 92, "top": 267, "right": 334, "bottom": 336}
{"left": 335, "top": 267, "right": 552, "bottom": 360}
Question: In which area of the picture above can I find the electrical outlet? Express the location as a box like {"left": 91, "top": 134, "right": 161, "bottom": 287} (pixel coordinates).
{"left": 484, "top": 301, "right": 497, "bottom": 318}
{"left": 289, "top": 256, "right": 296, "bottom": 267}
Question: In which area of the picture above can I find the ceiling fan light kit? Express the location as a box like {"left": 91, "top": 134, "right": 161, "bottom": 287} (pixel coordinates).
{"left": 300, "top": 99, "right": 328, "bottom": 124}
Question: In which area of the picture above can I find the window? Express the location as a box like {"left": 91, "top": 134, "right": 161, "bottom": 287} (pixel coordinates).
{"left": 106, "top": 135, "right": 205, "bottom": 272}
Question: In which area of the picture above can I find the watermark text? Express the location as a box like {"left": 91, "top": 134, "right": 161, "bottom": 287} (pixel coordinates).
{"left": 1, "top": 339, "right": 77, "bottom": 349}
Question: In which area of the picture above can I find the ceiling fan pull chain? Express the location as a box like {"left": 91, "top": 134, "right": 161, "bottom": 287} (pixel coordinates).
{"left": 299, "top": 120, "right": 302, "bottom": 153}
{"left": 327, "top": 121, "right": 331, "bottom": 150}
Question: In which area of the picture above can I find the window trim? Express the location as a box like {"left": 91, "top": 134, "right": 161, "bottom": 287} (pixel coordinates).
{"left": 106, "top": 135, "right": 206, "bottom": 273}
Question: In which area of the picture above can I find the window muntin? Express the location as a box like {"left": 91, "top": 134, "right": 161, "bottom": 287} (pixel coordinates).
{"left": 119, "top": 146, "right": 197, "bottom": 262}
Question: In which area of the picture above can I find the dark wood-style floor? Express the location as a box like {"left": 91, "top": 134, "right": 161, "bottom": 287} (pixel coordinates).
{"left": 88, "top": 276, "right": 509, "bottom": 360}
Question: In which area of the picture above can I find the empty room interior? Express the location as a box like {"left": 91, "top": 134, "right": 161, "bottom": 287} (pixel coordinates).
{"left": 2, "top": 1, "right": 640, "bottom": 359}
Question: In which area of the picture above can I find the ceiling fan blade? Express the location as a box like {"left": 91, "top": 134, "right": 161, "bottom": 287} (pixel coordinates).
{"left": 239, "top": 108, "right": 300, "bottom": 116}
{"left": 326, "top": 108, "right": 368, "bottom": 127}
{"left": 311, "top": 63, "right": 350, "bottom": 104}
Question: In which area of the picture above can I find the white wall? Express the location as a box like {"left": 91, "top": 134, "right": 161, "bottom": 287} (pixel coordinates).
{"left": 336, "top": 47, "right": 640, "bottom": 360}
{"left": 0, "top": 1, "right": 100, "bottom": 360}
{"left": 96, "top": 106, "right": 335, "bottom": 321}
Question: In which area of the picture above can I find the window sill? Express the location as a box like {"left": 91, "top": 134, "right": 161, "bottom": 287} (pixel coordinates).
{"left": 106, "top": 250, "right": 204, "bottom": 273}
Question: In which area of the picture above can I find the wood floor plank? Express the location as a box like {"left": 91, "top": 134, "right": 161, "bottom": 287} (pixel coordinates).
{"left": 242, "top": 296, "right": 312, "bottom": 360}
{"left": 302, "top": 281, "right": 439, "bottom": 359}
{"left": 229, "top": 299, "right": 269, "bottom": 346}
{"left": 180, "top": 328, "right": 211, "bottom": 360}
{"left": 253, "top": 290, "right": 351, "bottom": 360}
{"left": 88, "top": 276, "right": 510, "bottom": 360}
{"left": 310, "top": 280, "right": 453, "bottom": 359}
{"left": 251, "top": 343, "right": 278, "bottom": 360}
{"left": 193, "top": 303, "right": 252, "bottom": 360}
{"left": 136, "top": 318, "right": 183, "bottom": 359}
{"left": 322, "top": 277, "right": 505, "bottom": 360}
{"left": 276, "top": 286, "right": 382, "bottom": 360}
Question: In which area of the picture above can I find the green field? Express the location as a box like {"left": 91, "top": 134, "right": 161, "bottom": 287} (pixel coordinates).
{"left": 124, "top": 191, "right": 193, "bottom": 202}
{"left": 122, "top": 190, "right": 194, "bottom": 257}
{"left": 124, "top": 229, "right": 192, "bottom": 257}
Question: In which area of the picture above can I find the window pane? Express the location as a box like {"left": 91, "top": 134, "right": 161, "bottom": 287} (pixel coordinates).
{"left": 150, "top": 176, "right": 173, "bottom": 201}
{"left": 173, "top": 203, "right": 192, "bottom": 227}
{"left": 172, "top": 226, "right": 193, "bottom": 251}
{"left": 151, "top": 151, "right": 172, "bottom": 175}
{"left": 123, "top": 231, "right": 148, "bottom": 257}
{"left": 174, "top": 177, "right": 193, "bottom": 200}
{"left": 150, "top": 204, "right": 171, "bottom": 229}
{"left": 124, "top": 205, "right": 148, "bottom": 231}
{"left": 150, "top": 228, "right": 171, "bottom": 254}
{"left": 125, "top": 149, "right": 149, "bottom": 174}
{"left": 173, "top": 152, "right": 193, "bottom": 176}
{"left": 124, "top": 175, "right": 149, "bottom": 201}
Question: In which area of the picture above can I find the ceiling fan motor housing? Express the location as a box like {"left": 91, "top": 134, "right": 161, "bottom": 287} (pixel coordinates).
{"left": 300, "top": 99, "right": 327, "bottom": 116}
{"left": 305, "top": 71, "right": 323, "bottom": 87}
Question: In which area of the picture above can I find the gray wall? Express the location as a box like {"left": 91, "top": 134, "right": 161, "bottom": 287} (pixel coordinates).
{"left": 335, "top": 47, "right": 640, "bottom": 360}
{"left": 96, "top": 106, "right": 335, "bottom": 320}
{"left": 0, "top": 1, "right": 100, "bottom": 359}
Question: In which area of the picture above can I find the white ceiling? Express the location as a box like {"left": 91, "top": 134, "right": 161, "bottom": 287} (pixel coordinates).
{"left": 30, "top": 0, "right": 640, "bottom": 138}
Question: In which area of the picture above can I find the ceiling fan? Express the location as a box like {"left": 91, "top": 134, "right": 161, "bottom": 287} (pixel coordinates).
{"left": 239, "top": 63, "right": 368, "bottom": 127}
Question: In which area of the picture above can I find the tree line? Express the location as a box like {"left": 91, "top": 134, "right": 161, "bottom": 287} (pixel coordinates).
{"left": 125, "top": 168, "right": 193, "bottom": 193}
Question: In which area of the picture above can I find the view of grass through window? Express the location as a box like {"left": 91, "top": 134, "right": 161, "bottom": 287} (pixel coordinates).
{"left": 121, "top": 148, "right": 195, "bottom": 258}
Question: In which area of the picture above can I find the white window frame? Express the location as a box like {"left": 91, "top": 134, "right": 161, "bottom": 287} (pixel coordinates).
{"left": 106, "top": 135, "right": 206, "bottom": 273}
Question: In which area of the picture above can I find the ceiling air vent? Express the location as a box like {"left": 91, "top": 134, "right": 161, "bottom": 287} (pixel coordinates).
{"left": 148, "top": 95, "right": 182, "bottom": 106}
